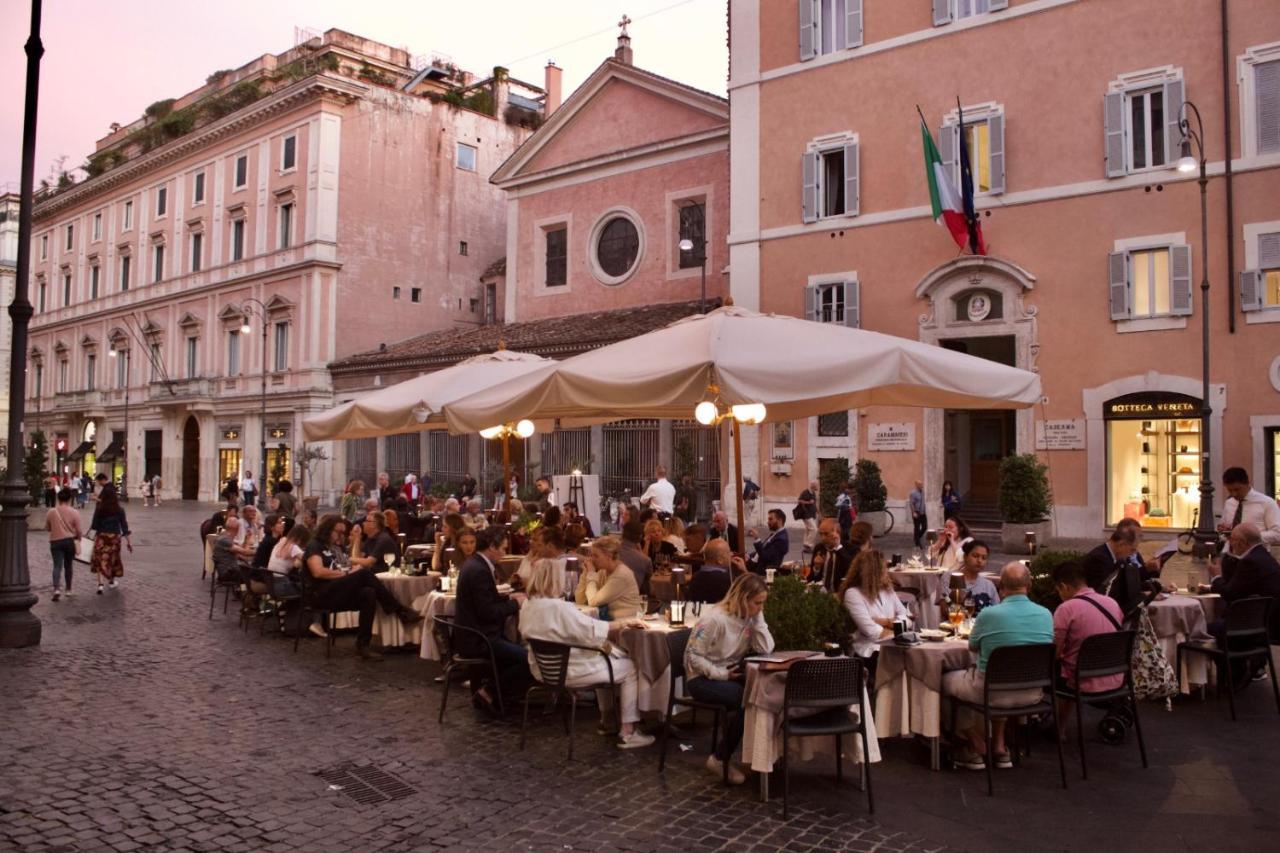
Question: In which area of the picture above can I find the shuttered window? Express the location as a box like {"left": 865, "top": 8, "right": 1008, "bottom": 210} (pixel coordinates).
{"left": 1240, "top": 231, "right": 1280, "bottom": 311}
{"left": 804, "top": 280, "right": 860, "bottom": 328}
{"left": 801, "top": 140, "right": 859, "bottom": 222}
{"left": 941, "top": 113, "right": 1005, "bottom": 195}
{"left": 934, "top": 0, "right": 1007, "bottom": 26}
{"left": 800, "top": 0, "right": 862, "bottom": 61}
{"left": 1257, "top": 59, "right": 1280, "bottom": 154}
{"left": 1104, "top": 77, "right": 1183, "bottom": 177}
{"left": 1108, "top": 246, "right": 1192, "bottom": 320}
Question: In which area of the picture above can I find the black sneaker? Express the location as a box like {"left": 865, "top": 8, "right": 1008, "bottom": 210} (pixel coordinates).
{"left": 356, "top": 644, "right": 385, "bottom": 661}
{"left": 52, "top": 590, "right": 61, "bottom": 602}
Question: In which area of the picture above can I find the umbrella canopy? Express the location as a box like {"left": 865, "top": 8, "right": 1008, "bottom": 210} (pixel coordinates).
{"left": 444, "top": 305, "right": 1041, "bottom": 434}
{"left": 302, "top": 349, "right": 553, "bottom": 441}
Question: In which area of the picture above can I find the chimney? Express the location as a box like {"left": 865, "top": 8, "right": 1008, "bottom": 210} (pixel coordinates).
{"left": 544, "top": 61, "right": 562, "bottom": 116}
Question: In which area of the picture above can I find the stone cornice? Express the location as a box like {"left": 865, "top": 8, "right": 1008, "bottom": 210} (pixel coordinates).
{"left": 35, "top": 74, "right": 368, "bottom": 220}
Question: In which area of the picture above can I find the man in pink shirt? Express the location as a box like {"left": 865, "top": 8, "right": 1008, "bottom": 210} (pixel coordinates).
{"left": 1052, "top": 559, "right": 1124, "bottom": 737}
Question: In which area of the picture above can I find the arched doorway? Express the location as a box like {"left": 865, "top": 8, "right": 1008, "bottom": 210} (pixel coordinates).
{"left": 182, "top": 416, "right": 200, "bottom": 500}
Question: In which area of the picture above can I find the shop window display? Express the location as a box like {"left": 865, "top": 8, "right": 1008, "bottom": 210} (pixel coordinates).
{"left": 1107, "top": 417, "right": 1201, "bottom": 528}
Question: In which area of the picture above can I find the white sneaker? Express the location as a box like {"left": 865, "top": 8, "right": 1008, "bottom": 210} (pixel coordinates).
{"left": 704, "top": 753, "right": 746, "bottom": 784}
{"left": 63, "top": 588, "right": 73, "bottom": 597}
{"left": 97, "top": 585, "right": 104, "bottom": 595}
{"left": 309, "top": 622, "right": 329, "bottom": 638}
{"left": 109, "top": 579, "right": 118, "bottom": 588}
{"left": 616, "top": 731, "right": 655, "bottom": 750}
{"left": 52, "top": 589, "right": 61, "bottom": 602}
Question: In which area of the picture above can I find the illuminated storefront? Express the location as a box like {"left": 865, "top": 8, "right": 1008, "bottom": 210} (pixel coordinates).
{"left": 1105, "top": 392, "right": 1202, "bottom": 528}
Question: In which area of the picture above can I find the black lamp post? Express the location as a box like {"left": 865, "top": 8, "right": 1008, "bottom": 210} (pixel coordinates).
{"left": 239, "top": 299, "right": 270, "bottom": 510}
{"left": 1173, "top": 100, "right": 1215, "bottom": 541}
{"left": 0, "top": 0, "right": 44, "bottom": 648}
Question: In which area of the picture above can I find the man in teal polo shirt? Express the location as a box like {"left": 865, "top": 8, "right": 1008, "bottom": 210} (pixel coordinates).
{"left": 943, "top": 561, "right": 1052, "bottom": 771}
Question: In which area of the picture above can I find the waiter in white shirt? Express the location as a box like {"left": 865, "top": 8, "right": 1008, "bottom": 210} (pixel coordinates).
{"left": 1218, "top": 467, "right": 1280, "bottom": 545}
{"left": 639, "top": 465, "right": 676, "bottom": 515}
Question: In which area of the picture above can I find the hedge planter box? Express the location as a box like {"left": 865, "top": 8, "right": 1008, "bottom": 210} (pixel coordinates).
{"left": 1002, "top": 519, "right": 1053, "bottom": 555}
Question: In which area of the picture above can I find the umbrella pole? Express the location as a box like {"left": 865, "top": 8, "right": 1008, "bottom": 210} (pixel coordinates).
{"left": 502, "top": 432, "right": 511, "bottom": 516}
{"left": 732, "top": 421, "right": 746, "bottom": 557}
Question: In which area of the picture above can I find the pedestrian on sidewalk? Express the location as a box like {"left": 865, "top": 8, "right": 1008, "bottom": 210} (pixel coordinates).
{"left": 795, "top": 480, "right": 819, "bottom": 553}
{"left": 45, "top": 487, "right": 84, "bottom": 601}
{"left": 89, "top": 486, "right": 132, "bottom": 594}
{"left": 150, "top": 473, "right": 163, "bottom": 506}
{"left": 241, "top": 470, "right": 257, "bottom": 509}
{"left": 909, "top": 479, "right": 927, "bottom": 549}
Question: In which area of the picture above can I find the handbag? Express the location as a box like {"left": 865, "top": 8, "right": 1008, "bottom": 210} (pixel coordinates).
{"left": 73, "top": 531, "right": 96, "bottom": 565}
{"left": 791, "top": 504, "right": 803, "bottom": 521}
{"left": 1130, "top": 605, "right": 1179, "bottom": 700}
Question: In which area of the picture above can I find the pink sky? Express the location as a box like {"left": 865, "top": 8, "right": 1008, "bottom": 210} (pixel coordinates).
{"left": 0, "top": 0, "right": 728, "bottom": 188}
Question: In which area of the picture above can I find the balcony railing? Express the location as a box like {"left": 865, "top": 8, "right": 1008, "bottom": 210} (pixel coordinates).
{"left": 148, "top": 377, "right": 213, "bottom": 404}
{"left": 53, "top": 390, "right": 103, "bottom": 410}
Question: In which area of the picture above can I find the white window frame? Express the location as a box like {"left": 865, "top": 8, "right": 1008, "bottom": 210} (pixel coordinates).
{"left": 1241, "top": 219, "right": 1280, "bottom": 323}
{"left": 115, "top": 351, "right": 127, "bottom": 388}
{"left": 1105, "top": 67, "right": 1184, "bottom": 177}
{"left": 58, "top": 359, "right": 67, "bottom": 393}
{"left": 456, "top": 142, "right": 478, "bottom": 172}
{"left": 193, "top": 170, "right": 206, "bottom": 205}
{"left": 933, "top": 0, "right": 1007, "bottom": 26}
{"left": 272, "top": 321, "right": 289, "bottom": 372}
{"left": 940, "top": 102, "right": 1005, "bottom": 196}
{"left": 65, "top": 223, "right": 73, "bottom": 251}
{"left": 92, "top": 212, "right": 102, "bottom": 241}
{"left": 85, "top": 353, "right": 96, "bottom": 392}
{"left": 800, "top": 0, "right": 864, "bottom": 61}
{"left": 233, "top": 154, "right": 249, "bottom": 190}
{"left": 1238, "top": 42, "right": 1280, "bottom": 158}
{"left": 230, "top": 218, "right": 246, "bottom": 262}
{"left": 122, "top": 200, "right": 133, "bottom": 231}
{"left": 281, "top": 134, "right": 298, "bottom": 172}
{"left": 62, "top": 271, "right": 72, "bottom": 307}
{"left": 119, "top": 252, "right": 131, "bottom": 292}
{"left": 587, "top": 207, "right": 645, "bottom": 287}
{"left": 149, "top": 343, "right": 161, "bottom": 382}
{"left": 227, "top": 330, "right": 241, "bottom": 376}
{"left": 278, "top": 202, "right": 294, "bottom": 250}
{"left": 805, "top": 271, "right": 861, "bottom": 328}
{"left": 152, "top": 242, "right": 165, "bottom": 283}
{"left": 190, "top": 231, "right": 203, "bottom": 273}
{"left": 89, "top": 264, "right": 100, "bottom": 299}
{"left": 803, "top": 131, "right": 860, "bottom": 222}
{"left": 1110, "top": 232, "right": 1191, "bottom": 333}
{"left": 186, "top": 337, "right": 198, "bottom": 379}
{"left": 155, "top": 185, "right": 168, "bottom": 218}
{"left": 37, "top": 279, "right": 46, "bottom": 313}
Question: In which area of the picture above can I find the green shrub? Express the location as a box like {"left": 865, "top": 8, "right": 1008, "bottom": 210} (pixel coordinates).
{"left": 852, "top": 458, "right": 887, "bottom": 513}
{"left": 1026, "top": 548, "right": 1084, "bottom": 611}
{"left": 998, "top": 453, "right": 1053, "bottom": 523}
{"left": 763, "top": 575, "right": 853, "bottom": 651}
{"left": 144, "top": 98, "right": 175, "bottom": 120}
{"left": 818, "top": 457, "right": 850, "bottom": 517}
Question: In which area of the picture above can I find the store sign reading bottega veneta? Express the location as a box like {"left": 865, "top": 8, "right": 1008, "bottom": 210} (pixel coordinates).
{"left": 1102, "top": 392, "right": 1200, "bottom": 420}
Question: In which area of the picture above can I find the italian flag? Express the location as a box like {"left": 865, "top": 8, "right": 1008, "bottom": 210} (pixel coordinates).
{"left": 920, "top": 118, "right": 970, "bottom": 252}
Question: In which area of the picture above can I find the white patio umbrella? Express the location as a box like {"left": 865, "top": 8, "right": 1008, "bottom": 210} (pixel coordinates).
{"left": 302, "top": 349, "right": 554, "bottom": 441}
{"left": 443, "top": 305, "right": 1042, "bottom": 551}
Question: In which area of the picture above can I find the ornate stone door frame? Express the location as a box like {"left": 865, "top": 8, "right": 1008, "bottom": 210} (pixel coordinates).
{"left": 916, "top": 256, "right": 1040, "bottom": 528}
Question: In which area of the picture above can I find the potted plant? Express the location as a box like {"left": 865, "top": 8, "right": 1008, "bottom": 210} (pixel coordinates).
{"left": 1026, "top": 548, "right": 1085, "bottom": 611}
{"left": 997, "top": 453, "right": 1054, "bottom": 553}
{"left": 818, "top": 457, "right": 851, "bottom": 517}
{"left": 762, "top": 576, "right": 853, "bottom": 651}
{"left": 852, "top": 458, "right": 890, "bottom": 535}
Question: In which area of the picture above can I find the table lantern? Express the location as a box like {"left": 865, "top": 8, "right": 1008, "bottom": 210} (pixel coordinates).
{"left": 439, "top": 574, "right": 451, "bottom": 593}
{"left": 670, "top": 599, "right": 686, "bottom": 626}
{"left": 1024, "top": 531, "right": 1038, "bottom": 555}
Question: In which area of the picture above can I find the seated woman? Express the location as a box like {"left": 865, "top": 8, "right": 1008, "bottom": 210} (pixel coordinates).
{"left": 684, "top": 573, "right": 774, "bottom": 784}
{"left": 662, "top": 516, "right": 687, "bottom": 554}
{"left": 519, "top": 558, "right": 655, "bottom": 749}
{"left": 302, "top": 514, "right": 423, "bottom": 660}
{"left": 431, "top": 513, "right": 468, "bottom": 572}
{"left": 839, "top": 549, "right": 911, "bottom": 685}
{"left": 575, "top": 535, "right": 643, "bottom": 620}
{"left": 930, "top": 516, "right": 972, "bottom": 571}
{"left": 644, "top": 519, "right": 679, "bottom": 566}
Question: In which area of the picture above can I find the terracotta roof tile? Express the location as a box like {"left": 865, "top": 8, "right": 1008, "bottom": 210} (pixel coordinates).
{"left": 480, "top": 257, "right": 506, "bottom": 280}
{"left": 330, "top": 298, "right": 719, "bottom": 374}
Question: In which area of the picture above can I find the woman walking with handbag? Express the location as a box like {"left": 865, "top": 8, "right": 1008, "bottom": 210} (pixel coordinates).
{"left": 89, "top": 487, "right": 133, "bottom": 594}
{"left": 45, "top": 487, "right": 84, "bottom": 601}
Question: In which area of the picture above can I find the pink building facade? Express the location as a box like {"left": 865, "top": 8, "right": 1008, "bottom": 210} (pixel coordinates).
{"left": 729, "top": 0, "right": 1280, "bottom": 537}
{"left": 25, "top": 30, "right": 542, "bottom": 502}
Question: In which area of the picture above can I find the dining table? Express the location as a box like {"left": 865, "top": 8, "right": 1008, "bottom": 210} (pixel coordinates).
{"left": 614, "top": 616, "right": 691, "bottom": 716}
{"left": 887, "top": 567, "right": 949, "bottom": 630}
{"left": 741, "top": 653, "right": 881, "bottom": 801}
{"left": 417, "top": 586, "right": 519, "bottom": 661}
{"left": 1148, "top": 592, "right": 1216, "bottom": 692}
{"left": 873, "top": 635, "right": 975, "bottom": 770}
{"left": 329, "top": 570, "right": 440, "bottom": 646}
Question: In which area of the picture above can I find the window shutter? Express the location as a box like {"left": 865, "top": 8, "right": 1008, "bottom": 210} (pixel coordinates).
{"left": 843, "top": 141, "right": 860, "bottom": 216}
{"left": 804, "top": 282, "right": 818, "bottom": 321}
{"left": 843, "top": 280, "right": 860, "bottom": 328}
{"left": 987, "top": 114, "right": 1006, "bottom": 195}
{"left": 802, "top": 151, "right": 819, "bottom": 224}
{"left": 1239, "top": 270, "right": 1263, "bottom": 312}
{"left": 1259, "top": 231, "right": 1280, "bottom": 268}
{"left": 845, "top": 0, "right": 864, "bottom": 49}
{"left": 1257, "top": 60, "right": 1280, "bottom": 154}
{"left": 1163, "top": 78, "right": 1185, "bottom": 166}
{"left": 1109, "top": 251, "right": 1130, "bottom": 320}
{"left": 933, "top": 0, "right": 951, "bottom": 26}
{"left": 1169, "top": 244, "right": 1193, "bottom": 316}
{"left": 988, "top": 0, "right": 1009, "bottom": 10}
{"left": 1104, "top": 92, "right": 1126, "bottom": 177}
{"left": 939, "top": 122, "right": 957, "bottom": 183}
{"left": 799, "top": 0, "right": 816, "bottom": 62}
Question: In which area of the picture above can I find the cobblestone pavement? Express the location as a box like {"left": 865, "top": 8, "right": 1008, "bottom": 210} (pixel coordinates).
{"left": 2, "top": 503, "right": 1278, "bottom": 853}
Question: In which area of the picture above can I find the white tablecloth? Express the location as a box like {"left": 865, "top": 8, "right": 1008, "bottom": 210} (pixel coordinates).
{"left": 888, "top": 569, "right": 949, "bottom": 630}
{"left": 330, "top": 572, "right": 437, "bottom": 646}
{"left": 1148, "top": 594, "right": 1213, "bottom": 692}
{"left": 873, "top": 637, "right": 974, "bottom": 742}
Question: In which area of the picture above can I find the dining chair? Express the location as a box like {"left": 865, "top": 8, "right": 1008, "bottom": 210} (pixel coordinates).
{"left": 1053, "top": 630, "right": 1146, "bottom": 779}
{"left": 520, "top": 638, "right": 616, "bottom": 760}
{"left": 433, "top": 615, "right": 505, "bottom": 723}
{"left": 1177, "top": 596, "right": 1279, "bottom": 721}
{"left": 657, "top": 629, "right": 726, "bottom": 781}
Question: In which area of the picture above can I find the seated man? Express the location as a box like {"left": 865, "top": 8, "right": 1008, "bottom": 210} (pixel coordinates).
{"left": 212, "top": 517, "right": 255, "bottom": 585}
{"left": 686, "top": 540, "right": 736, "bottom": 603}
{"left": 1051, "top": 559, "right": 1124, "bottom": 737}
{"left": 708, "top": 511, "right": 739, "bottom": 551}
{"left": 454, "top": 527, "right": 531, "bottom": 714}
{"left": 211, "top": 502, "right": 238, "bottom": 531}
{"left": 619, "top": 520, "right": 653, "bottom": 597}
{"left": 681, "top": 523, "right": 709, "bottom": 561}
{"left": 1208, "top": 523, "right": 1280, "bottom": 680}
{"left": 943, "top": 562, "right": 1053, "bottom": 771}
{"left": 235, "top": 505, "right": 261, "bottom": 547}
{"left": 745, "top": 509, "right": 790, "bottom": 575}
{"left": 562, "top": 502, "right": 595, "bottom": 538}
{"left": 350, "top": 511, "right": 401, "bottom": 570}
{"left": 463, "top": 499, "right": 489, "bottom": 531}
{"left": 1083, "top": 525, "right": 1146, "bottom": 613}
{"left": 809, "top": 517, "right": 853, "bottom": 592}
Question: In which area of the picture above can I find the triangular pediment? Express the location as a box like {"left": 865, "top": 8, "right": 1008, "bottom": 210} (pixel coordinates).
{"left": 178, "top": 312, "right": 202, "bottom": 329}
{"left": 493, "top": 59, "right": 727, "bottom": 186}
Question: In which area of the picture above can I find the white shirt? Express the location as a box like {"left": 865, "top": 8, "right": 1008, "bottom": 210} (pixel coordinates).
{"left": 518, "top": 597, "right": 622, "bottom": 684}
{"left": 242, "top": 475, "right": 256, "bottom": 492}
{"left": 843, "top": 587, "right": 911, "bottom": 658}
{"left": 1222, "top": 489, "right": 1280, "bottom": 545}
{"left": 268, "top": 542, "right": 303, "bottom": 574}
{"left": 640, "top": 477, "right": 676, "bottom": 514}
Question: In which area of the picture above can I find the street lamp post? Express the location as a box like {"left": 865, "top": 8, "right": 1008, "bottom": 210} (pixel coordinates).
{"left": 240, "top": 299, "right": 269, "bottom": 510}
{"left": 479, "top": 420, "right": 536, "bottom": 515}
{"left": 678, "top": 204, "right": 708, "bottom": 314}
{"left": 0, "top": 0, "right": 44, "bottom": 648}
{"left": 694, "top": 382, "right": 767, "bottom": 557}
{"left": 1174, "top": 100, "right": 1215, "bottom": 541}
{"left": 108, "top": 347, "right": 130, "bottom": 502}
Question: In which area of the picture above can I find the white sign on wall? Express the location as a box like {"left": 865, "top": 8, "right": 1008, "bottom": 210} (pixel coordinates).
{"left": 867, "top": 423, "right": 916, "bottom": 451}
{"left": 1035, "top": 419, "right": 1086, "bottom": 450}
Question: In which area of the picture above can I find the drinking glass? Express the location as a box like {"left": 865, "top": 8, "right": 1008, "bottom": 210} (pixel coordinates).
{"left": 963, "top": 599, "right": 976, "bottom": 621}
{"left": 948, "top": 604, "right": 964, "bottom": 629}
{"left": 383, "top": 552, "right": 396, "bottom": 573}
{"left": 639, "top": 595, "right": 649, "bottom": 618}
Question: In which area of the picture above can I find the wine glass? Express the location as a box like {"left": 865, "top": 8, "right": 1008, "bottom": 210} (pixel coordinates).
{"left": 948, "top": 604, "right": 964, "bottom": 629}
{"left": 383, "top": 552, "right": 396, "bottom": 573}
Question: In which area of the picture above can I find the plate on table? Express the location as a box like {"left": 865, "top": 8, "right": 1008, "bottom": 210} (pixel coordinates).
{"left": 919, "top": 629, "right": 946, "bottom": 642}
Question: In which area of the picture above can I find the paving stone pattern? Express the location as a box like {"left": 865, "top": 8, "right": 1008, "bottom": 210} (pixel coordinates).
{"left": 2, "top": 503, "right": 1279, "bottom": 853}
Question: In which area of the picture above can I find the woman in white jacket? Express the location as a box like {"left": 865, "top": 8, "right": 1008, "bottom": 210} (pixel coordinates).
{"left": 839, "top": 549, "right": 911, "bottom": 685}
{"left": 684, "top": 573, "right": 774, "bottom": 784}
{"left": 517, "top": 558, "right": 655, "bottom": 749}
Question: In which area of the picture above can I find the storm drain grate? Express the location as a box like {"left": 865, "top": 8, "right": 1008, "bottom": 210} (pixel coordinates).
{"left": 316, "top": 763, "right": 417, "bottom": 805}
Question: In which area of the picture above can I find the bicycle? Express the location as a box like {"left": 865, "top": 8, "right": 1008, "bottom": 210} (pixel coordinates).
{"left": 859, "top": 508, "right": 896, "bottom": 538}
